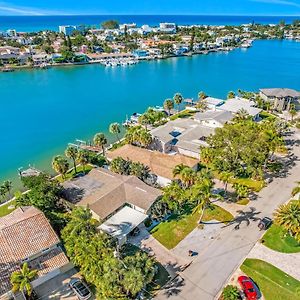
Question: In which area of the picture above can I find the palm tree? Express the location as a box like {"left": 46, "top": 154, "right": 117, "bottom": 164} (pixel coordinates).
{"left": 52, "top": 155, "right": 69, "bottom": 179}
{"left": 138, "top": 129, "right": 152, "bottom": 148}
{"left": 233, "top": 183, "right": 249, "bottom": 201}
{"left": 65, "top": 146, "right": 78, "bottom": 174}
{"left": 76, "top": 150, "right": 89, "bottom": 173}
{"left": 10, "top": 263, "right": 37, "bottom": 297}
{"left": 227, "top": 91, "right": 235, "bottom": 99}
{"left": 274, "top": 200, "right": 300, "bottom": 238}
{"left": 2, "top": 180, "right": 12, "bottom": 198}
{"left": 173, "top": 93, "right": 183, "bottom": 112}
{"left": 289, "top": 104, "right": 297, "bottom": 121}
{"left": 138, "top": 114, "right": 151, "bottom": 130}
{"left": 234, "top": 108, "right": 249, "bottom": 121}
{"left": 198, "top": 91, "right": 207, "bottom": 100}
{"left": 196, "top": 98, "right": 208, "bottom": 112}
{"left": 94, "top": 132, "right": 107, "bottom": 156}
{"left": 164, "top": 99, "right": 174, "bottom": 116}
{"left": 220, "top": 172, "right": 233, "bottom": 195}
{"left": 173, "top": 164, "right": 189, "bottom": 178}
{"left": 109, "top": 122, "right": 121, "bottom": 143}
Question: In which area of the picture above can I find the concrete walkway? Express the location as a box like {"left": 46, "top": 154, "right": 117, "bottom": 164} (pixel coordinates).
{"left": 247, "top": 243, "right": 300, "bottom": 281}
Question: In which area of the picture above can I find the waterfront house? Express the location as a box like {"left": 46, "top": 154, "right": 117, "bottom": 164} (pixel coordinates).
{"left": 0, "top": 207, "right": 71, "bottom": 299}
{"left": 149, "top": 118, "right": 216, "bottom": 159}
{"left": 63, "top": 168, "right": 161, "bottom": 245}
{"left": 194, "top": 110, "right": 234, "bottom": 128}
{"left": 159, "top": 23, "right": 177, "bottom": 34}
{"left": 219, "top": 97, "right": 262, "bottom": 119}
{"left": 259, "top": 88, "right": 300, "bottom": 111}
{"left": 107, "top": 144, "right": 198, "bottom": 186}
{"left": 204, "top": 97, "right": 225, "bottom": 110}
{"left": 133, "top": 49, "right": 149, "bottom": 59}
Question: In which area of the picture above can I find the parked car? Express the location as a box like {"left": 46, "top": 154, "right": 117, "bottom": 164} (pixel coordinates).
{"left": 258, "top": 217, "right": 272, "bottom": 230}
{"left": 69, "top": 278, "right": 92, "bottom": 300}
{"left": 238, "top": 276, "right": 258, "bottom": 300}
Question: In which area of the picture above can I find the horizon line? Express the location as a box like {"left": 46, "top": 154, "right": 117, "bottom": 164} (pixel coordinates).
{"left": 1, "top": 13, "right": 300, "bottom": 17}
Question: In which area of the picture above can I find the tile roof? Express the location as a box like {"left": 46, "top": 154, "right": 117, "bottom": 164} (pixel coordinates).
{"left": 63, "top": 168, "right": 161, "bottom": 220}
{"left": 0, "top": 207, "right": 67, "bottom": 296}
{"left": 107, "top": 145, "right": 198, "bottom": 180}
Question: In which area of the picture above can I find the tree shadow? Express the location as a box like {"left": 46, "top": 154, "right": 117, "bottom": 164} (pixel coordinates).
{"left": 222, "top": 207, "right": 261, "bottom": 229}
{"left": 159, "top": 274, "right": 186, "bottom": 298}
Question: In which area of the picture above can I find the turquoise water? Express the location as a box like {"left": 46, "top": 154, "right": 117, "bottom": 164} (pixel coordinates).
{"left": 0, "top": 39, "right": 300, "bottom": 185}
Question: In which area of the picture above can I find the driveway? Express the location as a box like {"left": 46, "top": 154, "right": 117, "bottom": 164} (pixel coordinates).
{"left": 156, "top": 129, "right": 300, "bottom": 300}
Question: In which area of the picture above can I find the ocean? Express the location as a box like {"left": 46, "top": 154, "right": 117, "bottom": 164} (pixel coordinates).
{"left": 0, "top": 15, "right": 299, "bottom": 32}
{"left": 0, "top": 39, "right": 300, "bottom": 187}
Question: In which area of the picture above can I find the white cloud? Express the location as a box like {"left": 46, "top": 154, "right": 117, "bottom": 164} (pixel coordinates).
{"left": 250, "top": 0, "right": 300, "bottom": 8}
{"left": 0, "top": 1, "right": 70, "bottom": 15}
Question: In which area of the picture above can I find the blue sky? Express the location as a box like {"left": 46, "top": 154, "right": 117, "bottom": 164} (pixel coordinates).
{"left": 0, "top": 0, "right": 300, "bottom": 16}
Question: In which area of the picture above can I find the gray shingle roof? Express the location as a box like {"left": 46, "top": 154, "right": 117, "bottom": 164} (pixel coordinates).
{"left": 219, "top": 97, "right": 262, "bottom": 116}
{"left": 260, "top": 88, "right": 300, "bottom": 98}
{"left": 194, "top": 110, "right": 234, "bottom": 125}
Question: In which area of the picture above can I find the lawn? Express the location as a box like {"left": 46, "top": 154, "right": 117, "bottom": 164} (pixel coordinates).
{"left": 56, "top": 164, "right": 94, "bottom": 182}
{"left": 169, "top": 109, "right": 196, "bottom": 121}
{"left": 262, "top": 224, "right": 300, "bottom": 253}
{"left": 0, "top": 200, "right": 16, "bottom": 217}
{"left": 240, "top": 258, "right": 300, "bottom": 300}
{"left": 202, "top": 205, "right": 234, "bottom": 223}
{"left": 259, "top": 111, "right": 277, "bottom": 121}
{"left": 151, "top": 205, "right": 233, "bottom": 249}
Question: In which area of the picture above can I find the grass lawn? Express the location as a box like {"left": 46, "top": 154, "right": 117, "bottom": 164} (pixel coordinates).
{"left": 240, "top": 258, "right": 300, "bottom": 300}
{"left": 259, "top": 111, "right": 277, "bottom": 121}
{"left": 151, "top": 205, "right": 233, "bottom": 249}
{"left": 262, "top": 224, "right": 300, "bottom": 253}
{"left": 202, "top": 204, "right": 234, "bottom": 223}
{"left": 0, "top": 200, "right": 16, "bottom": 217}
{"left": 0, "top": 201, "right": 16, "bottom": 217}
{"left": 169, "top": 109, "right": 196, "bottom": 121}
{"left": 150, "top": 208, "right": 201, "bottom": 249}
{"left": 56, "top": 164, "right": 94, "bottom": 182}
{"left": 236, "top": 198, "right": 250, "bottom": 205}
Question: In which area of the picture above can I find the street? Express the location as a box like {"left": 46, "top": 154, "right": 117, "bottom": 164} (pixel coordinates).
{"left": 156, "top": 129, "right": 300, "bottom": 300}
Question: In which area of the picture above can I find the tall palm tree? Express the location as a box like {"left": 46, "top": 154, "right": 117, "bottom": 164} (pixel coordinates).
{"left": 93, "top": 133, "right": 107, "bottom": 156}
{"left": 76, "top": 150, "right": 89, "bottom": 173}
{"left": 138, "top": 129, "right": 152, "bottom": 148}
{"left": 65, "top": 146, "right": 78, "bottom": 174}
{"left": 274, "top": 200, "right": 300, "bottom": 237}
{"left": 52, "top": 155, "right": 69, "bottom": 179}
{"left": 10, "top": 263, "right": 37, "bottom": 297}
{"left": 109, "top": 123, "right": 121, "bottom": 143}
{"left": 164, "top": 99, "right": 174, "bottom": 116}
{"left": 173, "top": 93, "right": 183, "bottom": 113}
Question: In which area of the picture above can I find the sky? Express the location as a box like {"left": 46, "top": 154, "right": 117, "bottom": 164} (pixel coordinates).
{"left": 0, "top": 0, "right": 300, "bottom": 16}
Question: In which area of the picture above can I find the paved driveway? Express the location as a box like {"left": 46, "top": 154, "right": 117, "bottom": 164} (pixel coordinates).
{"left": 156, "top": 129, "right": 300, "bottom": 300}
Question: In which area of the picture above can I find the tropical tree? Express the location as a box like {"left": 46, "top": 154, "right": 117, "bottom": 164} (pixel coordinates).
{"left": 219, "top": 172, "right": 233, "bottom": 195}
{"left": 227, "top": 91, "right": 235, "bottom": 99}
{"left": 196, "top": 98, "right": 208, "bottom": 112}
{"left": 233, "top": 183, "right": 249, "bottom": 201}
{"left": 198, "top": 91, "right": 207, "bottom": 100}
{"left": 234, "top": 108, "right": 250, "bottom": 121}
{"left": 65, "top": 146, "right": 78, "bottom": 174}
{"left": 10, "top": 263, "right": 38, "bottom": 297}
{"left": 221, "top": 285, "right": 240, "bottom": 300}
{"left": 125, "top": 126, "right": 152, "bottom": 148}
{"left": 164, "top": 99, "right": 174, "bottom": 116}
{"left": 94, "top": 132, "right": 107, "bottom": 156}
{"left": 138, "top": 113, "right": 151, "bottom": 130}
{"left": 110, "top": 157, "right": 130, "bottom": 175}
{"left": 173, "top": 164, "right": 196, "bottom": 187}
{"left": 274, "top": 200, "right": 300, "bottom": 240}
{"left": 109, "top": 122, "right": 121, "bottom": 143}
{"left": 52, "top": 155, "right": 69, "bottom": 179}
{"left": 173, "top": 93, "right": 183, "bottom": 112}
{"left": 289, "top": 104, "right": 297, "bottom": 121}
{"left": 162, "top": 181, "right": 185, "bottom": 213}
{"left": 76, "top": 150, "right": 89, "bottom": 173}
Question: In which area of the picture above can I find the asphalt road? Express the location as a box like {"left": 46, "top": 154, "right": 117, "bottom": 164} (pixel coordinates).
{"left": 156, "top": 129, "right": 300, "bottom": 300}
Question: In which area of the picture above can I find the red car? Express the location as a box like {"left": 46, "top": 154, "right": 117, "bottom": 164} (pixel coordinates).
{"left": 238, "top": 276, "right": 258, "bottom": 300}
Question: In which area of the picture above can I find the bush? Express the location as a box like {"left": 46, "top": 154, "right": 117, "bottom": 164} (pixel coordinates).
{"left": 221, "top": 285, "right": 240, "bottom": 300}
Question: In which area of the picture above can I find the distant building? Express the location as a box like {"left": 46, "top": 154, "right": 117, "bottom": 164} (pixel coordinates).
{"left": 133, "top": 49, "right": 149, "bottom": 59}
{"left": 119, "top": 23, "right": 136, "bottom": 30}
{"left": 6, "top": 29, "right": 17, "bottom": 37}
{"left": 59, "top": 25, "right": 85, "bottom": 36}
{"left": 159, "top": 23, "right": 177, "bottom": 34}
{"left": 0, "top": 207, "right": 71, "bottom": 298}
{"left": 259, "top": 88, "right": 300, "bottom": 111}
